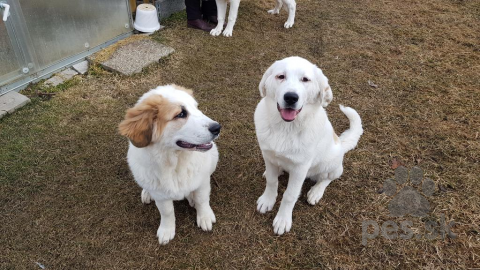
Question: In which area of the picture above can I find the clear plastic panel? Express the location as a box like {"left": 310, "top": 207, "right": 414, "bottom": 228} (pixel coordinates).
{"left": 19, "top": 0, "right": 131, "bottom": 69}
{"left": 0, "top": 22, "right": 21, "bottom": 77}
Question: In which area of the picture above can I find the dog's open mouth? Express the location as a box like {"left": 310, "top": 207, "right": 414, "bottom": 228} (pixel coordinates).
{"left": 176, "top": 141, "right": 213, "bottom": 151}
{"left": 277, "top": 104, "right": 302, "bottom": 122}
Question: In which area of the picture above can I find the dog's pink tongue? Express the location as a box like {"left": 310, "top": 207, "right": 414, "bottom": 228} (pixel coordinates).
{"left": 280, "top": 109, "right": 298, "bottom": 121}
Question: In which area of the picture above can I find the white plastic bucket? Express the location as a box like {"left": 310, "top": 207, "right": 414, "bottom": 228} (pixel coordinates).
{"left": 134, "top": 4, "right": 161, "bottom": 33}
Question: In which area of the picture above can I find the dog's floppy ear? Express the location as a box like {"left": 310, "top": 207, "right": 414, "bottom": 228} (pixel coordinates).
{"left": 118, "top": 95, "right": 163, "bottom": 148}
{"left": 322, "top": 86, "right": 333, "bottom": 107}
{"left": 314, "top": 66, "right": 333, "bottom": 107}
{"left": 259, "top": 62, "right": 276, "bottom": 97}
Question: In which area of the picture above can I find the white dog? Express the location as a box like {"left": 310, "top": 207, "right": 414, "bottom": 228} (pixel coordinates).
{"left": 267, "top": 0, "right": 297, "bottom": 28}
{"left": 119, "top": 85, "right": 221, "bottom": 245}
{"left": 254, "top": 57, "right": 363, "bottom": 235}
{"left": 210, "top": 0, "right": 296, "bottom": 37}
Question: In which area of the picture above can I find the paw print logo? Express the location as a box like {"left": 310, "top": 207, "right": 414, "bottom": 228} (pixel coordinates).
{"left": 383, "top": 166, "right": 435, "bottom": 217}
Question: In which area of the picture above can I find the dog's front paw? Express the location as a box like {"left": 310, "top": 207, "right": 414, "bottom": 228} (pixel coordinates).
{"left": 273, "top": 214, "right": 292, "bottom": 235}
{"left": 222, "top": 27, "right": 233, "bottom": 37}
{"left": 210, "top": 27, "right": 222, "bottom": 36}
{"left": 268, "top": 9, "right": 279, "bottom": 14}
{"left": 141, "top": 189, "right": 152, "bottom": 204}
{"left": 197, "top": 207, "right": 216, "bottom": 231}
{"left": 157, "top": 225, "right": 175, "bottom": 245}
{"left": 307, "top": 185, "right": 325, "bottom": 205}
{"left": 256, "top": 192, "right": 276, "bottom": 213}
{"left": 284, "top": 20, "right": 294, "bottom": 28}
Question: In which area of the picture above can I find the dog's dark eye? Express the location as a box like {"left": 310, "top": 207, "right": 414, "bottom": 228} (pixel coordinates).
{"left": 276, "top": 74, "right": 285, "bottom": 80}
{"left": 175, "top": 108, "right": 188, "bottom": 119}
{"left": 301, "top": 77, "right": 310, "bottom": 82}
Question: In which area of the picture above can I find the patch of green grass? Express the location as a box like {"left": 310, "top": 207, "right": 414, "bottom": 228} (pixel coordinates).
{"left": 87, "top": 63, "right": 112, "bottom": 77}
{"left": 20, "top": 75, "right": 82, "bottom": 99}
{"left": 0, "top": 99, "right": 59, "bottom": 184}
{"left": 161, "top": 10, "right": 187, "bottom": 25}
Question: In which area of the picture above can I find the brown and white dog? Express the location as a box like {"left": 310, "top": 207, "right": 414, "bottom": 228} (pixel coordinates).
{"left": 119, "top": 85, "right": 221, "bottom": 245}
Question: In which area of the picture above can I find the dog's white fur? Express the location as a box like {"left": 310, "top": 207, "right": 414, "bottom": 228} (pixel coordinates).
{"left": 254, "top": 57, "right": 363, "bottom": 235}
{"left": 119, "top": 85, "right": 219, "bottom": 245}
{"left": 210, "top": 0, "right": 241, "bottom": 37}
{"left": 210, "top": 0, "right": 296, "bottom": 37}
{"left": 267, "top": 0, "right": 297, "bottom": 28}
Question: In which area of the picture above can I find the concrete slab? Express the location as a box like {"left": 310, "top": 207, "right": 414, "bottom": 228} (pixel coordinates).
{"left": 44, "top": 68, "right": 79, "bottom": 87}
{"left": 98, "top": 39, "right": 174, "bottom": 75}
{"left": 58, "top": 68, "right": 79, "bottom": 80}
{"left": 72, "top": 61, "right": 89, "bottom": 74}
{"left": 0, "top": 91, "right": 31, "bottom": 119}
{"left": 44, "top": 76, "right": 65, "bottom": 87}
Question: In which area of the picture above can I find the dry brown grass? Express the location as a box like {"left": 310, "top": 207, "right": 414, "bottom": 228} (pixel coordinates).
{"left": 1, "top": 0, "right": 479, "bottom": 268}
{"left": 89, "top": 34, "right": 149, "bottom": 63}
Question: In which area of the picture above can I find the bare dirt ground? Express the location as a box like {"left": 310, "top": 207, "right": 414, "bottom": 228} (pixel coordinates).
{"left": 1, "top": 0, "right": 479, "bottom": 268}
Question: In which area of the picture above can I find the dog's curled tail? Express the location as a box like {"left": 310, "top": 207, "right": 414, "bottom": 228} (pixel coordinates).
{"left": 339, "top": 105, "right": 363, "bottom": 153}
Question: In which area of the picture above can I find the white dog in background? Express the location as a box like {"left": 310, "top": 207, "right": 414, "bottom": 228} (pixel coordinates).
{"left": 210, "top": 0, "right": 241, "bottom": 37}
{"left": 268, "top": 0, "right": 297, "bottom": 28}
{"left": 119, "top": 85, "right": 221, "bottom": 245}
{"left": 210, "top": 0, "right": 297, "bottom": 37}
{"left": 254, "top": 57, "right": 363, "bottom": 235}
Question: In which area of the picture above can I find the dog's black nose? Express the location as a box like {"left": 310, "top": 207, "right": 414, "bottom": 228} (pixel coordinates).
{"left": 208, "top": 123, "right": 222, "bottom": 136}
{"left": 284, "top": 92, "right": 299, "bottom": 105}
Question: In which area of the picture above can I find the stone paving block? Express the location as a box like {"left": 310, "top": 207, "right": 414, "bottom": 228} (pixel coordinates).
{"left": 44, "top": 68, "right": 79, "bottom": 87}
{"left": 0, "top": 91, "right": 31, "bottom": 119}
{"left": 58, "top": 68, "right": 79, "bottom": 80}
{"left": 44, "top": 76, "right": 65, "bottom": 87}
{"left": 72, "top": 61, "right": 89, "bottom": 74}
{"left": 98, "top": 39, "right": 174, "bottom": 75}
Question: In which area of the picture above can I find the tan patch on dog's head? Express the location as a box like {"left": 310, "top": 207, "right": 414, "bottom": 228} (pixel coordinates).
{"left": 171, "top": 84, "right": 194, "bottom": 97}
{"left": 118, "top": 95, "right": 182, "bottom": 148}
{"left": 322, "top": 86, "right": 333, "bottom": 107}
